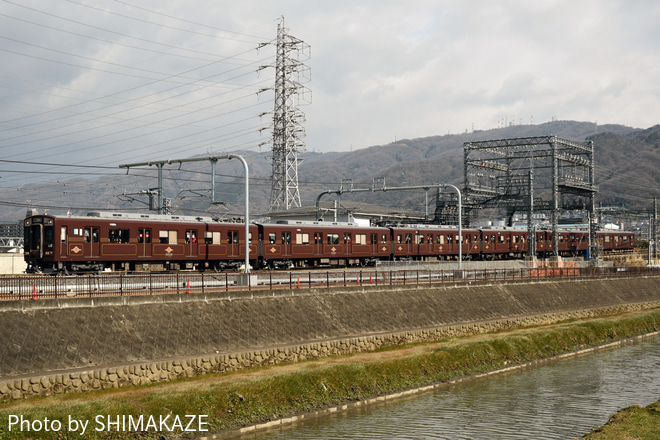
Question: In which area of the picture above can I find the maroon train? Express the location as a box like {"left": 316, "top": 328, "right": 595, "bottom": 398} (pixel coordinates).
{"left": 23, "top": 211, "right": 635, "bottom": 273}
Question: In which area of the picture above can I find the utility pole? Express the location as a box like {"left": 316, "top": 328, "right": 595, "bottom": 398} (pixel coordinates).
{"left": 649, "top": 197, "right": 658, "bottom": 262}
{"left": 269, "top": 17, "right": 311, "bottom": 212}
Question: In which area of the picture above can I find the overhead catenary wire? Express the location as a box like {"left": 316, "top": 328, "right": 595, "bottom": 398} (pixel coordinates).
{"left": 0, "top": 0, "right": 277, "bottom": 177}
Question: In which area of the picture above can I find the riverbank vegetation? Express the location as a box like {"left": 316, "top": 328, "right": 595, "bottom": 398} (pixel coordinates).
{"left": 582, "top": 400, "right": 660, "bottom": 439}
{"left": 0, "top": 309, "right": 658, "bottom": 439}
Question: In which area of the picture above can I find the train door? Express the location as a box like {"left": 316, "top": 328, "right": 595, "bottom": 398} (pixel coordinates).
{"left": 281, "top": 230, "right": 292, "bottom": 256}
{"left": 370, "top": 233, "right": 379, "bottom": 255}
{"left": 83, "top": 226, "right": 100, "bottom": 258}
{"left": 228, "top": 230, "right": 239, "bottom": 257}
{"left": 416, "top": 232, "right": 426, "bottom": 257}
{"left": 405, "top": 232, "right": 413, "bottom": 254}
{"left": 59, "top": 225, "right": 69, "bottom": 259}
{"left": 343, "top": 232, "right": 352, "bottom": 253}
{"left": 138, "top": 228, "right": 152, "bottom": 257}
{"left": 314, "top": 231, "right": 323, "bottom": 255}
{"left": 185, "top": 229, "right": 198, "bottom": 257}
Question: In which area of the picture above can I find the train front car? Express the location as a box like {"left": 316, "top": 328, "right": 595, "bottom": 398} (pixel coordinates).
{"left": 24, "top": 213, "right": 57, "bottom": 273}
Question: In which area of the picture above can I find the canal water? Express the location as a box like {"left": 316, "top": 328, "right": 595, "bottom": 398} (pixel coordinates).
{"left": 246, "top": 335, "right": 660, "bottom": 439}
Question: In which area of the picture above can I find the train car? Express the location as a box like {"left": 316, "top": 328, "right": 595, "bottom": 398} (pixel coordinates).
{"left": 389, "top": 225, "right": 481, "bottom": 261}
{"left": 258, "top": 221, "right": 390, "bottom": 268}
{"left": 479, "top": 228, "right": 518, "bottom": 260}
{"left": 24, "top": 211, "right": 257, "bottom": 273}
{"left": 599, "top": 230, "right": 635, "bottom": 253}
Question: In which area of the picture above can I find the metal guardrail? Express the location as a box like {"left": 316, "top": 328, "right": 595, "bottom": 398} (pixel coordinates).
{"left": 1, "top": 265, "right": 658, "bottom": 301}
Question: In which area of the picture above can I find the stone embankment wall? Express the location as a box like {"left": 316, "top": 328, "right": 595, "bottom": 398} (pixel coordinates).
{"left": 1, "top": 276, "right": 659, "bottom": 401}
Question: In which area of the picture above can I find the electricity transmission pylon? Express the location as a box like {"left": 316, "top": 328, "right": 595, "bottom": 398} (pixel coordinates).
{"left": 268, "top": 18, "right": 311, "bottom": 212}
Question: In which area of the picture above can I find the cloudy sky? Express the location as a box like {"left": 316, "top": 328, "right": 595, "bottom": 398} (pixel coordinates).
{"left": 0, "top": 0, "right": 659, "bottom": 187}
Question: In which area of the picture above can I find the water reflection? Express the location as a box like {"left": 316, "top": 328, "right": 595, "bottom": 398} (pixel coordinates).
{"left": 247, "top": 336, "right": 660, "bottom": 439}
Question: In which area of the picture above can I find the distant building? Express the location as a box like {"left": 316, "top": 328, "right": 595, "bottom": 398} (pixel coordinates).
{"left": 266, "top": 201, "right": 426, "bottom": 226}
{"left": 0, "top": 222, "right": 23, "bottom": 253}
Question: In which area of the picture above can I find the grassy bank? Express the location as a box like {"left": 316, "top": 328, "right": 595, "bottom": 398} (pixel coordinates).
{"left": 0, "top": 309, "right": 659, "bottom": 439}
{"left": 582, "top": 400, "right": 660, "bottom": 439}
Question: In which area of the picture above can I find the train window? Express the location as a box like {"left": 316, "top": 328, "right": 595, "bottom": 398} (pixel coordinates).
{"left": 61, "top": 227, "right": 67, "bottom": 242}
{"left": 513, "top": 235, "right": 519, "bottom": 243}
{"left": 205, "top": 231, "right": 221, "bottom": 244}
{"left": 281, "top": 232, "right": 290, "bottom": 245}
{"left": 499, "top": 235, "right": 505, "bottom": 243}
{"left": 614, "top": 236, "right": 619, "bottom": 242}
{"left": 436, "top": 235, "right": 445, "bottom": 245}
{"left": 138, "top": 228, "right": 151, "bottom": 244}
{"left": 84, "top": 228, "right": 91, "bottom": 243}
{"left": 109, "top": 228, "right": 130, "bottom": 243}
{"left": 491, "top": 234, "right": 496, "bottom": 243}
{"left": 623, "top": 235, "right": 628, "bottom": 241}
{"left": 343, "top": 233, "right": 352, "bottom": 244}
{"left": 248, "top": 232, "right": 253, "bottom": 245}
{"left": 447, "top": 234, "right": 453, "bottom": 244}
{"left": 269, "top": 233, "right": 276, "bottom": 244}
{"left": 327, "top": 233, "right": 339, "bottom": 245}
{"left": 397, "top": 234, "right": 403, "bottom": 244}
{"left": 296, "top": 232, "right": 309, "bottom": 244}
{"left": 538, "top": 234, "right": 544, "bottom": 242}
{"left": 370, "top": 234, "right": 377, "bottom": 245}
{"left": 185, "top": 230, "right": 198, "bottom": 244}
{"left": 521, "top": 236, "right": 526, "bottom": 243}
{"left": 315, "top": 232, "right": 323, "bottom": 244}
{"left": 228, "top": 231, "right": 239, "bottom": 244}
{"left": 484, "top": 235, "right": 489, "bottom": 244}
{"left": 473, "top": 234, "right": 478, "bottom": 243}
{"left": 417, "top": 234, "right": 424, "bottom": 244}
{"left": 381, "top": 234, "right": 387, "bottom": 244}
{"left": 405, "top": 234, "right": 412, "bottom": 244}
{"left": 158, "top": 230, "right": 177, "bottom": 244}
{"left": 355, "top": 234, "right": 367, "bottom": 245}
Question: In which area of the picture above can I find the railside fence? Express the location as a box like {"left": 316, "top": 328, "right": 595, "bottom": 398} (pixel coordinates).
{"left": 1, "top": 265, "right": 658, "bottom": 301}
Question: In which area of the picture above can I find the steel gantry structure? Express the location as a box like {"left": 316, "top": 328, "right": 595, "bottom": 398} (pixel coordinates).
{"left": 462, "top": 135, "right": 598, "bottom": 259}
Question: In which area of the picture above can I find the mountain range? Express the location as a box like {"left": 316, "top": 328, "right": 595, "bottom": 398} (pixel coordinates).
{"left": 1, "top": 120, "right": 658, "bottom": 224}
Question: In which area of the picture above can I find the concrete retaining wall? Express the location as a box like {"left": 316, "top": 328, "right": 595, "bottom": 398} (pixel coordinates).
{"left": 3, "top": 303, "right": 659, "bottom": 401}
{"left": 0, "top": 253, "right": 25, "bottom": 275}
{"left": 1, "top": 276, "right": 659, "bottom": 400}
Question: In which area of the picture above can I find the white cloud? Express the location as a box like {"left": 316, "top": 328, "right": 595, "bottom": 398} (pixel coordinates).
{"left": 0, "top": 0, "right": 658, "bottom": 184}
